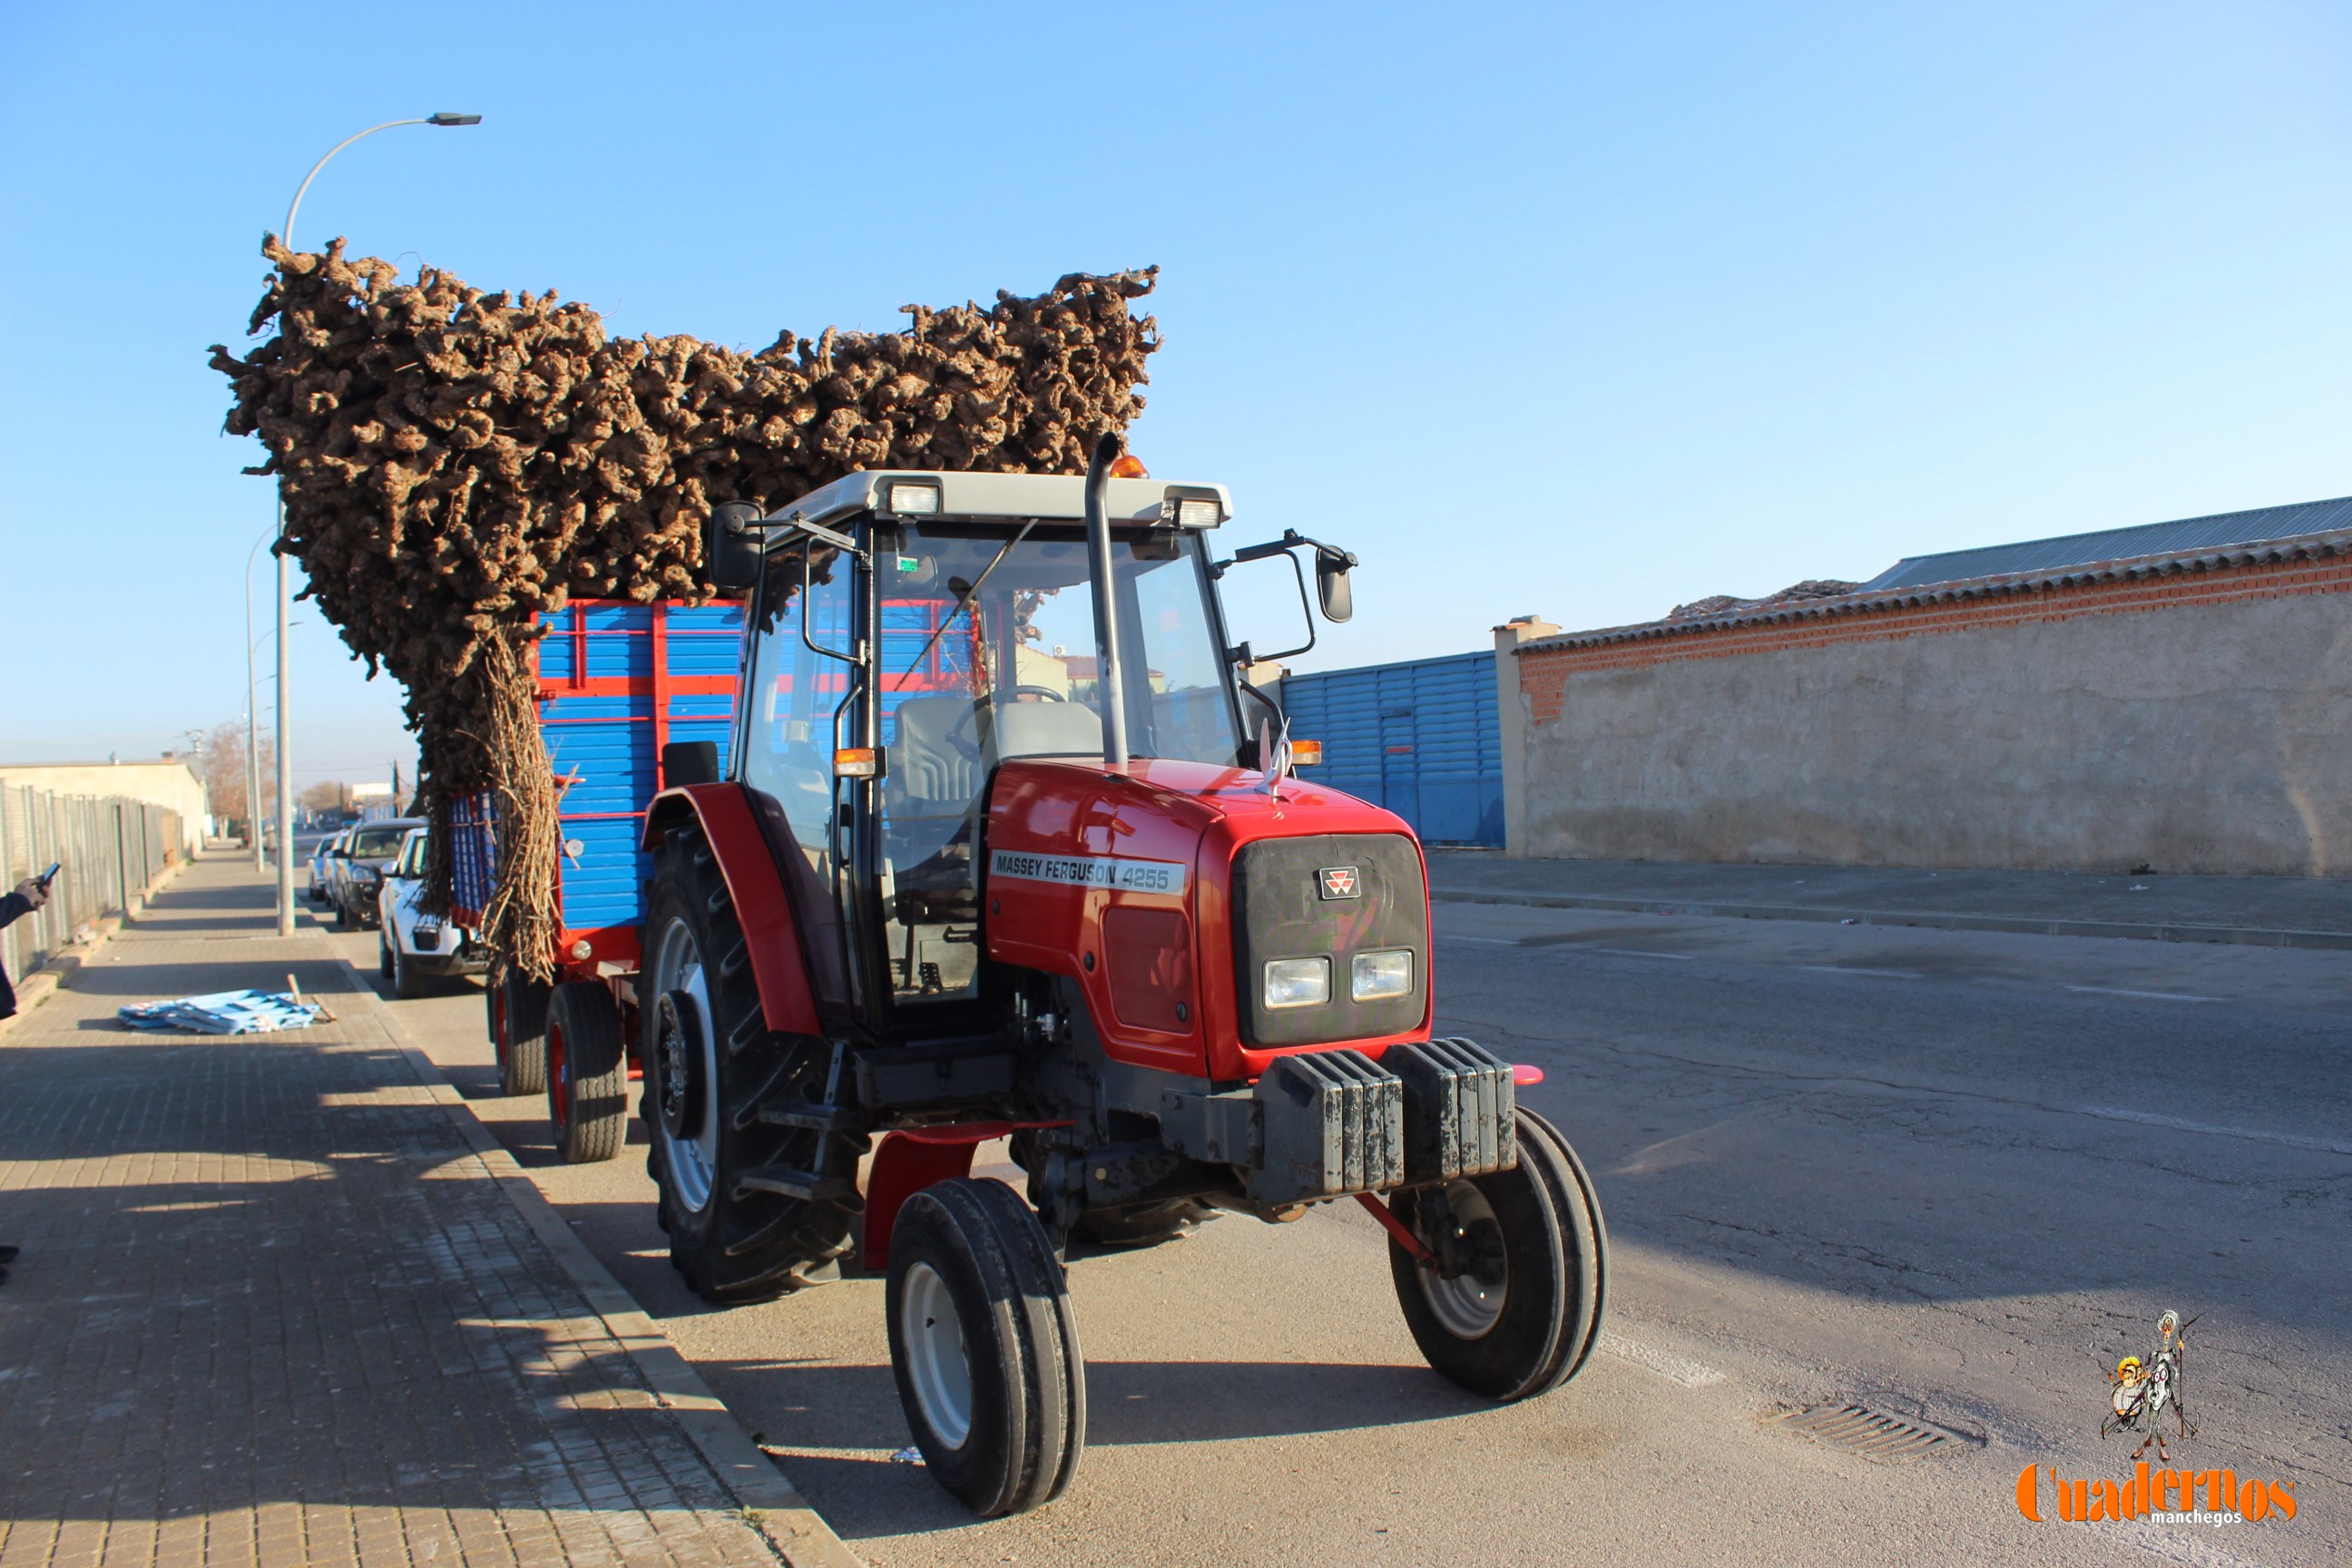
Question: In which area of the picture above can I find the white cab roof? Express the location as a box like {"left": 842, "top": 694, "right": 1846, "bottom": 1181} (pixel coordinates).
{"left": 769, "top": 470, "right": 1230, "bottom": 530}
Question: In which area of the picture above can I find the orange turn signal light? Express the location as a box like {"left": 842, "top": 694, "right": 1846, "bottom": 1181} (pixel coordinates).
{"left": 1109, "top": 454, "right": 1149, "bottom": 479}
{"left": 1289, "top": 740, "right": 1324, "bottom": 767}
{"left": 833, "top": 747, "right": 882, "bottom": 779}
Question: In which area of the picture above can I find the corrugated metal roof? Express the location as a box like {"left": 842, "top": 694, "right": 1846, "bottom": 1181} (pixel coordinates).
{"left": 1518, "top": 524, "right": 2352, "bottom": 657}
{"left": 1862, "top": 495, "right": 2352, "bottom": 591}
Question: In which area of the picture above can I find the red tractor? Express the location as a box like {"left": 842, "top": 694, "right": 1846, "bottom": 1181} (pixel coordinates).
{"left": 637, "top": 439, "right": 1607, "bottom": 1515}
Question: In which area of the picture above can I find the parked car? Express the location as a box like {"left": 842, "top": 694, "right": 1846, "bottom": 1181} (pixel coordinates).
{"left": 309, "top": 828, "right": 348, "bottom": 903}
{"left": 330, "top": 817, "right": 426, "bottom": 929}
{"left": 377, "top": 828, "right": 485, "bottom": 997}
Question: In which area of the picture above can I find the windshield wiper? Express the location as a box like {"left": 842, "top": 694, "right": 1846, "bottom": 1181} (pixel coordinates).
{"left": 898, "top": 519, "right": 1038, "bottom": 685}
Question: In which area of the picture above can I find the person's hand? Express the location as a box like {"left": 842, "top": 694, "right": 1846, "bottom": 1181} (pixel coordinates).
{"left": 13, "top": 877, "right": 48, "bottom": 911}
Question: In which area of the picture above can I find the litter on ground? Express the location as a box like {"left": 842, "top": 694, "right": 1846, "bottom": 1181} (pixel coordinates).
{"left": 118, "top": 991, "right": 327, "bottom": 1034}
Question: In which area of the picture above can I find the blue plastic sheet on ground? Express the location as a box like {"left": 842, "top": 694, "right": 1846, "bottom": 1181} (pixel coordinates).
{"left": 118, "top": 991, "right": 326, "bottom": 1034}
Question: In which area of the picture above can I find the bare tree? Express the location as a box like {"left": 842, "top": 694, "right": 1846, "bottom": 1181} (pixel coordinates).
{"left": 195, "top": 720, "right": 273, "bottom": 830}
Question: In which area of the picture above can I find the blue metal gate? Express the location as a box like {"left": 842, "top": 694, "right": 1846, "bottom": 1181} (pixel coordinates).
{"left": 1278, "top": 650, "right": 1501, "bottom": 846}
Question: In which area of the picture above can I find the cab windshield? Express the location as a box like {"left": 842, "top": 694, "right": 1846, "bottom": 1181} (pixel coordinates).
{"left": 740, "top": 517, "right": 1242, "bottom": 1014}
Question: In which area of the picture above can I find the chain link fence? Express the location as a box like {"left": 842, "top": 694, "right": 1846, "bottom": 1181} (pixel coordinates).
{"left": 0, "top": 786, "right": 182, "bottom": 984}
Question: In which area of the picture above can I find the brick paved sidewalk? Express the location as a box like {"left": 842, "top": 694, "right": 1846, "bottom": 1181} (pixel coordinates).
{"left": 0, "top": 858, "right": 790, "bottom": 1567}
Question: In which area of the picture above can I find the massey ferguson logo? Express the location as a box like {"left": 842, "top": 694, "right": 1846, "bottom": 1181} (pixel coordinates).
{"left": 1318, "top": 866, "right": 1361, "bottom": 900}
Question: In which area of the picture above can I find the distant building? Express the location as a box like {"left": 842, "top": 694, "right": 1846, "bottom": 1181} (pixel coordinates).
{"left": 1498, "top": 495, "right": 2352, "bottom": 876}
{"left": 0, "top": 759, "right": 208, "bottom": 855}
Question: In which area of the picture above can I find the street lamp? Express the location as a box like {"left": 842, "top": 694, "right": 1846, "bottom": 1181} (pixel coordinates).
{"left": 270, "top": 112, "right": 481, "bottom": 933}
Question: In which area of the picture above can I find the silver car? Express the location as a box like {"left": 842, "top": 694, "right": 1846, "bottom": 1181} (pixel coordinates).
{"left": 377, "top": 828, "right": 485, "bottom": 997}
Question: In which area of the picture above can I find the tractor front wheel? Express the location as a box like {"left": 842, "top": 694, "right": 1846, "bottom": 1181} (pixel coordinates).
{"left": 887, "top": 1178, "right": 1086, "bottom": 1517}
{"left": 547, "top": 981, "right": 628, "bottom": 1163}
{"left": 1386, "top": 1108, "right": 1607, "bottom": 1401}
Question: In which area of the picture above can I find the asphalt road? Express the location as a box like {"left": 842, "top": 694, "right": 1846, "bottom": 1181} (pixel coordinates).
{"left": 323, "top": 897, "right": 2349, "bottom": 1567}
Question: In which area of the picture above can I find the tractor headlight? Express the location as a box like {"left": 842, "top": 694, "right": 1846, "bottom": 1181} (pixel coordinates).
{"left": 1351, "top": 948, "right": 1415, "bottom": 1002}
{"left": 1263, "top": 956, "right": 1331, "bottom": 1010}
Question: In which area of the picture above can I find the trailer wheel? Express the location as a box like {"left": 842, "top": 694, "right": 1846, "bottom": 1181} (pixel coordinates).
{"left": 547, "top": 981, "right": 628, "bottom": 1163}
{"left": 1386, "top": 1108, "right": 1607, "bottom": 1402}
{"left": 488, "top": 972, "right": 550, "bottom": 1097}
{"left": 642, "top": 823, "right": 857, "bottom": 1303}
{"left": 887, "top": 1178, "right": 1086, "bottom": 1516}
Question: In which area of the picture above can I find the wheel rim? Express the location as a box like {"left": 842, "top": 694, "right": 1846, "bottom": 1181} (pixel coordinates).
{"left": 1416, "top": 1181, "right": 1509, "bottom": 1339}
{"left": 900, "top": 1261, "right": 973, "bottom": 1448}
{"left": 649, "top": 917, "right": 720, "bottom": 1214}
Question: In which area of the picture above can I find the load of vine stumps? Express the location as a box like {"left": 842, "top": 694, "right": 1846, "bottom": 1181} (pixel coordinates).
{"left": 212, "top": 238, "right": 1159, "bottom": 979}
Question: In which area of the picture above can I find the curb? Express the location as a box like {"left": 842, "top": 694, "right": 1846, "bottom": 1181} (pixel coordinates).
{"left": 347, "top": 962, "right": 865, "bottom": 1568}
{"left": 1426, "top": 887, "right": 2352, "bottom": 951}
{"left": 0, "top": 860, "right": 188, "bottom": 1036}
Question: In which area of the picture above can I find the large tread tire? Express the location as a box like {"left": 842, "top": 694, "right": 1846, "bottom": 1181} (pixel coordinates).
{"left": 548, "top": 981, "right": 629, "bottom": 1164}
{"left": 1523, "top": 1108, "right": 1610, "bottom": 1383}
{"left": 489, "top": 973, "right": 551, "bottom": 1097}
{"left": 1386, "top": 1106, "right": 1607, "bottom": 1402}
{"left": 642, "top": 823, "right": 857, "bottom": 1304}
{"left": 887, "top": 1178, "right": 1086, "bottom": 1516}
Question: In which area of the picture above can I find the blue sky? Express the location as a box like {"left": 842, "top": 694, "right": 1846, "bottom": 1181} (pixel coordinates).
{"left": 2, "top": 1, "right": 2347, "bottom": 784}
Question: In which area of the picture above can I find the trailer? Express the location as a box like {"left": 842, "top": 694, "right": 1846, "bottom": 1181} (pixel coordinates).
{"left": 459, "top": 599, "right": 746, "bottom": 1160}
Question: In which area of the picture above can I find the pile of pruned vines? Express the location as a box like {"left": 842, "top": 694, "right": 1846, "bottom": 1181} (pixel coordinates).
{"left": 212, "top": 238, "right": 1158, "bottom": 975}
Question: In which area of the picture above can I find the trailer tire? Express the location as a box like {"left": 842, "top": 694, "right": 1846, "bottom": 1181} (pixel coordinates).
{"left": 1386, "top": 1107, "right": 1607, "bottom": 1402}
{"left": 887, "top": 1178, "right": 1086, "bottom": 1517}
{"left": 642, "top": 823, "right": 857, "bottom": 1304}
{"left": 489, "top": 972, "right": 551, "bottom": 1097}
{"left": 548, "top": 981, "right": 628, "bottom": 1163}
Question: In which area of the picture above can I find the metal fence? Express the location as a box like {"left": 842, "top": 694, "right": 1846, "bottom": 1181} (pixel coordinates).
{"left": 0, "top": 785, "right": 182, "bottom": 983}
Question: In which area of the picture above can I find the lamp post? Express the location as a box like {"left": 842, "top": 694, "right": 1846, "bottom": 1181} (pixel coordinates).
{"left": 270, "top": 112, "right": 481, "bottom": 933}
{"left": 244, "top": 532, "right": 271, "bottom": 870}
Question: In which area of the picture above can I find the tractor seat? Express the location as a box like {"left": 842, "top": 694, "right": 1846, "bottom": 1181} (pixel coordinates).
{"left": 890, "top": 694, "right": 981, "bottom": 815}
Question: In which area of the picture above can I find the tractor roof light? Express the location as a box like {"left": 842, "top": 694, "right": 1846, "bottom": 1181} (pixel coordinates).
{"left": 883, "top": 479, "right": 941, "bottom": 515}
{"left": 1110, "top": 454, "right": 1150, "bottom": 478}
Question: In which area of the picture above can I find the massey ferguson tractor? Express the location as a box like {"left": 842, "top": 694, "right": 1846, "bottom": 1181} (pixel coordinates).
{"left": 626, "top": 437, "right": 1607, "bottom": 1515}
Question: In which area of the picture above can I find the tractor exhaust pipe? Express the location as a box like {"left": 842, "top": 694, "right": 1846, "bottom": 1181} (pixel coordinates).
{"left": 1083, "top": 431, "right": 1130, "bottom": 770}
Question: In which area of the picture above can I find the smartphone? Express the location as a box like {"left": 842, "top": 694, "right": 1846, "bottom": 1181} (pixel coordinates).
{"left": 36, "top": 862, "right": 60, "bottom": 888}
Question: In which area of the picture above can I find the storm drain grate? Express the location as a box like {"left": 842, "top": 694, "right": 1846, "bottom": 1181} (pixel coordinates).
{"left": 1768, "top": 1403, "right": 1967, "bottom": 1464}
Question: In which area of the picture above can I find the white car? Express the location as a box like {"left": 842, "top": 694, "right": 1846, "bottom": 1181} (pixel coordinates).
{"left": 377, "top": 828, "right": 487, "bottom": 998}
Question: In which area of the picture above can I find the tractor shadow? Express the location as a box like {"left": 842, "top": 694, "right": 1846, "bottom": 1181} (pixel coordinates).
{"left": 741, "top": 1357, "right": 1488, "bottom": 1539}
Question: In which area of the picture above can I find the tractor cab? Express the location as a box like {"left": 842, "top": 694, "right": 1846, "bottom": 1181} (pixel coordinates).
{"left": 720, "top": 466, "right": 1260, "bottom": 1039}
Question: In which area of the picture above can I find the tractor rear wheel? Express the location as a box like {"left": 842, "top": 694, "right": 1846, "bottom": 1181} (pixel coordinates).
{"left": 887, "top": 1178, "right": 1086, "bottom": 1516}
{"left": 547, "top": 981, "right": 628, "bottom": 1163}
{"left": 488, "top": 972, "right": 551, "bottom": 1096}
{"left": 1385, "top": 1108, "right": 1607, "bottom": 1401}
{"left": 642, "top": 823, "right": 857, "bottom": 1304}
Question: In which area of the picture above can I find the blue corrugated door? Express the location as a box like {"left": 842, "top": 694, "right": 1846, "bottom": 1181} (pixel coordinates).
{"left": 1279, "top": 650, "right": 1500, "bottom": 846}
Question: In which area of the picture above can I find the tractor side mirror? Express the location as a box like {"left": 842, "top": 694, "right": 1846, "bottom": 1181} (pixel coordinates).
{"left": 1316, "top": 555, "right": 1353, "bottom": 622}
{"left": 704, "top": 501, "right": 768, "bottom": 595}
